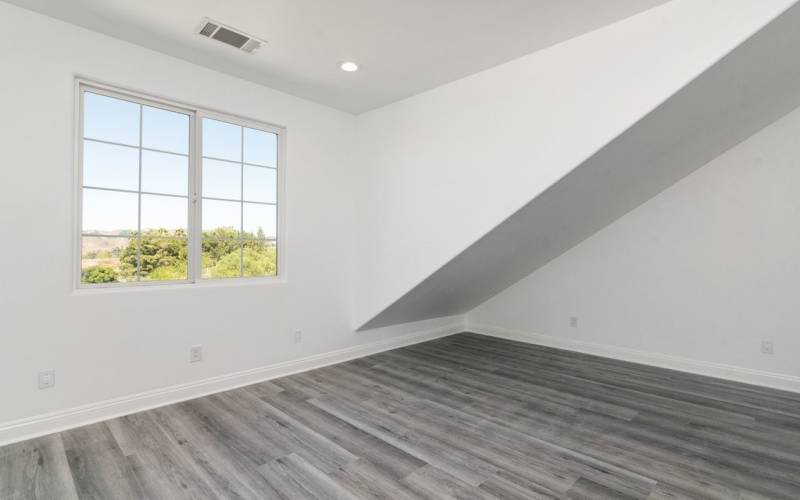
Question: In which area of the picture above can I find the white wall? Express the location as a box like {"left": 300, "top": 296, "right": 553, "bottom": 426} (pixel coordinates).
{"left": 353, "top": 0, "right": 796, "bottom": 329}
{"left": 357, "top": 0, "right": 800, "bottom": 331}
{"left": 0, "top": 2, "right": 462, "bottom": 433}
{"left": 469, "top": 104, "right": 800, "bottom": 387}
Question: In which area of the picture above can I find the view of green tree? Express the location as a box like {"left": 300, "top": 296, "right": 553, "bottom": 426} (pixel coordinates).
{"left": 210, "top": 249, "right": 243, "bottom": 278}
{"left": 243, "top": 246, "right": 277, "bottom": 277}
{"left": 83, "top": 266, "right": 118, "bottom": 284}
{"left": 202, "top": 228, "right": 240, "bottom": 260}
{"left": 81, "top": 227, "right": 276, "bottom": 283}
{"left": 203, "top": 227, "right": 276, "bottom": 278}
{"left": 210, "top": 245, "right": 277, "bottom": 278}
{"left": 120, "top": 229, "right": 188, "bottom": 281}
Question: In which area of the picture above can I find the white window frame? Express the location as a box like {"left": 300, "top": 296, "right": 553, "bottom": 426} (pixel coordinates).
{"left": 74, "top": 78, "right": 287, "bottom": 290}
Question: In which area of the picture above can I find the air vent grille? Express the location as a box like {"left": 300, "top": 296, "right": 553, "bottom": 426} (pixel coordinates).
{"left": 198, "top": 22, "right": 218, "bottom": 37}
{"left": 197, "top": 18, "right": 265, "bottom": 54}
{"left": 212, "top": 27, "right": 249, "bottom": 48}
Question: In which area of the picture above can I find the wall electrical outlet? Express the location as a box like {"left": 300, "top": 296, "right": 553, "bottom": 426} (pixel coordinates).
{"left": 761, "top": 341, "right": 774, "bottom": 355}
{"left": 570, "top": 316, "right": 578, "bottom": 328}
{"left": 38, "top": 370, "right": 55, "bottom": 390}
{"left": 294, "top": 330, "right": 303, "bottom": 344}
{"left": 190, "top": 345, "right": 203, "bottom": 363}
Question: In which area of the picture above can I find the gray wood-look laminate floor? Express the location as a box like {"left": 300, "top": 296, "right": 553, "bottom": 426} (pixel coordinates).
{"left": 3, "top": 332, "right": 800, "bottom": 499}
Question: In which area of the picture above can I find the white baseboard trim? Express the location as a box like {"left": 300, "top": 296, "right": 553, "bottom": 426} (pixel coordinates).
{"left": 0, "top": 320, "right": 464, "bottom": 447}
{"left": 468, "top": 323, "right": 800, "bottom": 394}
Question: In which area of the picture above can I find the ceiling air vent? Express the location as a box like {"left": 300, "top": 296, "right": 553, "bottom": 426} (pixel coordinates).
{"left": 197, "top": 18, "right": 265, "bottom": 54}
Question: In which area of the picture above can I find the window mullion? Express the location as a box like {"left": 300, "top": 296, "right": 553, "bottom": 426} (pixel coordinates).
{"left": 240, "top": 126, "right": 245, "bottom": 278}
{"left": 191, "top": 113, "right": 202, "bottom": 283}
{"left": 136, "top": 104, "right": 143, "bottom": 282}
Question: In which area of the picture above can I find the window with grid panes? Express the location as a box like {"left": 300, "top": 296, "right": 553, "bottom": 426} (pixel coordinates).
{"left": 78, "top": 83, "right": 282, "bottom": 287}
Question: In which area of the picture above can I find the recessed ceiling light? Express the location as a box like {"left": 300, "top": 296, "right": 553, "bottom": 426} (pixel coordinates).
{"left": 340, "top": 62, "right": 359, "bottom": 72}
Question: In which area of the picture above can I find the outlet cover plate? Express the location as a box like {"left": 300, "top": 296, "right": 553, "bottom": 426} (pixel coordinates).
{"left": 38, "top": 370, "right": 55, "bottom": 389}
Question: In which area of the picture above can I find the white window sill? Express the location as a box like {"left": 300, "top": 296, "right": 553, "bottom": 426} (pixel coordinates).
{"left": 72, "top": 276, "right": 287, "bottom": 295}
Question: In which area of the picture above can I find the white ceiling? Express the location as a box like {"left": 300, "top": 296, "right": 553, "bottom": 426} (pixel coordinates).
{"left": 6, "top": 0, "right": 669, "bottom": 113}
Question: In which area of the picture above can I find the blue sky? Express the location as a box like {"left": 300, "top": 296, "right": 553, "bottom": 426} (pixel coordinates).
{"left": 82, "top": 91, "right": 277, "bottom": 238}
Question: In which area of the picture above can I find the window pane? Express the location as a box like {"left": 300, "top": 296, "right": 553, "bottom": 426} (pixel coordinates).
{"left": 244, "top": 128, "right": 277, "bottom": 167}
{"left": 139, "top": 236, "right": 188, "bottom": 281}
{"left": 142, "top": 105, "right": 189, "bottom": 154}
{"left": 202, "top": 199, "right": 240, "bottom": 236}
{"left": 81, "top": 236, "right": 136, "bottom": 284}
{"left": 202, "top": 118, "right": 241, "bottom": 161}
{"left": 243, "top": 166, "right": 276, "bottom": 203}
{"left": 243, "top": 203, "right": 276, "bottom": 239}
{"left": 142, "top": 150, "right": 188, "bottom": 196}
{"left": 82, "top": 189, "right": 138, "bottom": 235}
{"left": 202, "top": 158, "right": 240, "bottom": 200}
{"left": 141, "top": 194, "right": 187, "bottom": 232}
{"left": 84, "top": 92, "right": 139, "bottom": 146}
{"left": 202, "top": 240, "right": 241, "bottom": 279}
{"left": 243, "top": 241, "right": 277, "bottom": 277}
{"left": 83, "top": 140, "right": 139, "bottom": 191}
